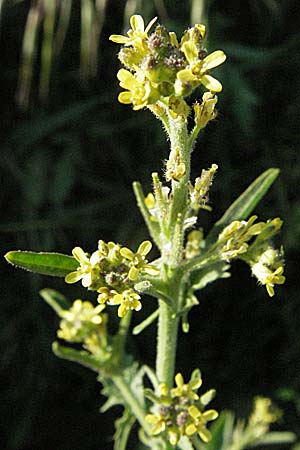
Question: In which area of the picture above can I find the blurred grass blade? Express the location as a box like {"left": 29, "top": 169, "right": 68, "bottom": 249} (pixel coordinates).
{"left": 207, "top": 168, "right": 279, "bottom": 244}
{"left": 54, "top": 0, "right": 72, "bottom": 56}
{"left": 5, "top": 250, "right": 79, "bottom": 277}
{"left": 40, "top": 0, "right": 56, "bottom": 101}
{"left": 40, "top": 288, "right": 71, "bottom": 314}
{"left": 190, "top": 0, "right": 207, "bottom": 26}
{"left": 16, "top": 5, "right": 42, "bottom": 107}
{"left": 90, "top": 0, "right": 108, "bottom": 77}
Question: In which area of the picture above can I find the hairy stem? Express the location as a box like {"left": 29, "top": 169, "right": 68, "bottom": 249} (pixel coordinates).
{"left": 155, "top": 116, "right": 192, "bottom": 387}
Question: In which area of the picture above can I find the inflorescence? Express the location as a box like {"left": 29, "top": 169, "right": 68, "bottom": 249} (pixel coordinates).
{"left": 65, "top": 240, "right": 159, "bottom": 317}
{"left": 110, "top": 15, "right": 226, "bottom": 119}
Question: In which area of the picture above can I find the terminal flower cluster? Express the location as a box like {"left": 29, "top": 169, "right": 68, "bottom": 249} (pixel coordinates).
{"left": 65, "top": 240, "right": 159, "bottom": 317}
{"left": 145, "top": 370, "right": 218, "bottom": 446}
{"left": 110, "top": 15, "right": 226, "bottom": 117}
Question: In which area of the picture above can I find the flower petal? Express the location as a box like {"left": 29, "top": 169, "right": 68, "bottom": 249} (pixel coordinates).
{"left": 120, "top": 247, "right": 134, "bottom": 260}
{"left": 203, "top": 409, "right": 219, "bottom": 421}
{"left": 109, "top": 34, "right": 128, "bottom": 44}
{"left": 137, "top": 240, "right": 152, "bottom": 256}
{"left": 130, "top": 15, "right": 144, "bottom": 32}
{"left": 128, "top": 266, "right": 139, "bottom": 281}
{"left": 202, "top": 50, "right": 226, "bottom": 71}
{"left": 198, "top": 428, "right": 212, "bottom": 443}
{"left": 145, "top": 16, "right": 158, "bottom": 33}
{"left": 201, "top": 74, "right": 223, "bottom": 92}
{"left": 118, "top": 92, "right": 132, "bottom": 104}
{"left": 72, "top": 247, "right": 89, "bottom": 263}
{"left": 182, "top": 41, "right": 198, "bottom": 64}
{"left": 65, "top": 271, "right": 82, "bottom": 284}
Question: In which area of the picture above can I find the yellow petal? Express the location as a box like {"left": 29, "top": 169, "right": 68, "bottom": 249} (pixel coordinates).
{"left": 128, "top": 266, "right": 139, "bottom": 281}
{"left": 203, "top": 410, "right": 219, "bottom": 421}
{"left": 177, "top": 69, "right": 195, "bottom": 83}
{"left": 120, "top": 247, "right": 134, "bottom": 260}
{"left": 188, "top": 405, "right": 201, "bottom": 419}
{"left": 118, "top": 92, "right": 132, "bottom": 104}
{"left": 72, "top": 247, "right": 89, "bottom": 263}
{"left": 186, "top": 423, "right": 197, "bottom": 436}
{"left": 65, "top": 271, "right": 82, "bottom": 284}
{"left": 175, "top": 372, "right": 184, "bottom": 387}
{"left": 201, "top": 74, "right": 223, "bottom": 92}
{"left": 202, "top": 50, "right": 226, "bottom": 71}
{"left": 137, "top": 240, "right": 152, "bottom": 256}
{"left": 130, "top": 15, "right": 145, "bottom": 32}
{"left": 182, "top": 41, "right": 198, "bottom": 64}
{"left": 198, "top": 428, "right": 212, "bottom": 443}
{"left": 109, "top": 34, "right": 128, "bottom": 44}
{"left": 145, "top": 16, "right": 158, "bottom": 33}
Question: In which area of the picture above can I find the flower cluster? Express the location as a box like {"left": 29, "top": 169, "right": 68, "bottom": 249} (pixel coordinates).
{"left": 57, "top": 299, "right": 109, "bottom": 357}
{"left": 110, "top": 15, "right": 226, "bottom": 117}
{"left": 145, "top": 370, "right": 218, "bottom": 446}
{"left": 247, "top": 397, "right": 282, "bottom": 440}
{"left": 65, "top": 240, "right": 159, "bottom": 317}
{"left": 217, "top": 216, "right": 285, "bottom": 296}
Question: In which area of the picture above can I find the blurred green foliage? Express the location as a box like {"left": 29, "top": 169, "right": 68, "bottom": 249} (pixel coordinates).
{"left": 1, "top": 0, "right": 299, "bottom": 449}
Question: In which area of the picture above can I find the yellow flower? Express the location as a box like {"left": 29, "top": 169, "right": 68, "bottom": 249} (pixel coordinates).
{"left": 249, "top": 397, "right": 281, "bottom": 426}
{"left": 117, "top": 68, "right": 159, "bottom": 110}
{"left": 65, "top": 247, "right": 98, "bottom": 288}
{"left": 251, "top": 262, "right": 285, "bottom": 297}
{"left": 171, "top": 371, "right": 202, "bottom": 401}
{"left": 146, "top": 370, "right": 217, "bottom": 446}
{"left": 113, "top": 289, "right": 142, "bottom": 317}
{"left": 109, "top": 15, "right": 157, "bottom": 51}
{"left": 120, "top": 240, "right": 159, "bottom": 281}
{"left": 185, "top": 405, "right": 218, "bottom": 442}
{"left": 57, "top": 300, "right": 106, "bottom": 343}
{"left": 177, "top": 43, "right": 226, "bottom": 92}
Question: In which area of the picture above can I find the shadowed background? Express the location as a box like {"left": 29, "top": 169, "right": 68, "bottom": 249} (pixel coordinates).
{"left": 1, "top": 0, "right": 300, "bottom": 449}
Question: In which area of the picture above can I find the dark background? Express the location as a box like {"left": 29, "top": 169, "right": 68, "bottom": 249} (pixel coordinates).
{"left": 1, "top": 0, "right": 300, "bottom": 449}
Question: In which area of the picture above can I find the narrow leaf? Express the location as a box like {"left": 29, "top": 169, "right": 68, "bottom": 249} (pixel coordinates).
{"left": 207, "top": 168, "right": 279, "bottom": 244}
{"left": 5, "top": 250, "right": 79, "bottom": 277}
{"left": 52, "top": 341, "right": 103, "bottom": 372}
{"left": 40, "top": 288, "right": 70, "bottom": 314}
{"left": 132, "top": 309, "right": 159, "bottom": 335}
{"left": 250, "top": 432, "right": 296, "bottom": 447}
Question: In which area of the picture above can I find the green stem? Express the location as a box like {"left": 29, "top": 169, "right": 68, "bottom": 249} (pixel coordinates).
{"left": 155, "top": 116, "right": 192, "bottom": 387}
{"left": 156, "top": 299, "right": 179, "bottom": 386}
{"left": 112, "top": 374, "right": 151, "bottom": 434}
{"left": 167, "top": 117, "right": 191, "bottom": 235}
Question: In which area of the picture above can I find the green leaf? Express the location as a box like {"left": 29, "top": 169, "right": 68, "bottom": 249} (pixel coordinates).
{"left": 5, "top": 250, "right": 79, "bottom": 277}
{"left": 207, "top": 168, "right": 280, "bottom": 245}
{"left": 39, "top": 288, "right": 70, "bottom": 314}
{"left": 114, "top": 408, "right": 136, "bottom": 450}
{"left": 52, "top": 341, "right": 103, "bottom": 372}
